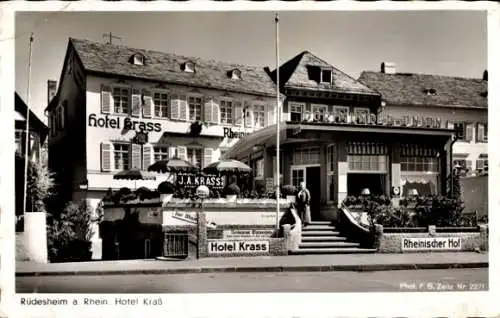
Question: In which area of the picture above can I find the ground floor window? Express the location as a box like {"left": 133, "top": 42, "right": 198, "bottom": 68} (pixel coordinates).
{"left": 187, "top": 148, "right": 202, "bottom": 168}
{"left": 401, "top": 174, "right": 439, "bottom": 197}
{"left": 347, "top": 173, "right": 386, "bottom": 196}
{"left": 347, "top": 155, "right": 388, "bottom": 172}
{"left": 254, "top": 158, "right": 264, "bottom": 179}
{"left": 292, "top": 169, "right": 305, "bottom": 188}
{"left": 154, "top": 146, "right": 169, "bottom": 162}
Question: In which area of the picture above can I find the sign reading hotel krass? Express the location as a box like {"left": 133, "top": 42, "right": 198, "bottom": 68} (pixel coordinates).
{"left": 88, "top": 113, "right": 162, "bottom": 132}
{"left": 208, "top": 240, "right": 269, "bottom": 254}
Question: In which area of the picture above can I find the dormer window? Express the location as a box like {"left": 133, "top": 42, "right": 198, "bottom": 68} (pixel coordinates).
{"left": 183, "top": 61, "right": 195, "bottom": 73}
{"left": 321, "top": 69, "right": 332, "bottom": 84}
{"left": 423, "top": 88, "right": 437, "bottom": 96}
{"left": 230, "top": 69, "right": 242, "bottom": 80}
{"left": 130, "top": 53, "right": 145, "bottom": 66}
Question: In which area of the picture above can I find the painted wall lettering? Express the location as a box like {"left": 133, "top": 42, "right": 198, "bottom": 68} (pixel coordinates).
{"left": 88, "top": 113, "right": 162, "bottom": 133}
{"left": 223, "top": 127, "right": 246, "bottom": 139}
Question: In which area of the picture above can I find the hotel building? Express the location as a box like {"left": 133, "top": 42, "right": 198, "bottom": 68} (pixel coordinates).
{"left": 46, "top": 39, "right": 487, "bottom": 236}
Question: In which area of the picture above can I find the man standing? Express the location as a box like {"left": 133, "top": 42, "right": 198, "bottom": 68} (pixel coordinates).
{"left": 296, "top": 182, "right": 311, "bottom": 226}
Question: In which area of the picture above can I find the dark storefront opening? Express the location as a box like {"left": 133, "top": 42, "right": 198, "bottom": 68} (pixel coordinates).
{"left": 305, "top": 166, "right": 321, "bottom": 220}
{"left": 347, "top": 173, "right": 386, "bottom": 196}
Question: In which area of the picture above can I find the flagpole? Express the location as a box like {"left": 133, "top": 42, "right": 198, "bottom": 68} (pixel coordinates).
{"left": 23, "top": 33, "right": 34, "bottom": 215}
{"left": 275, "top": 13, "right": 280, "bottom": 230}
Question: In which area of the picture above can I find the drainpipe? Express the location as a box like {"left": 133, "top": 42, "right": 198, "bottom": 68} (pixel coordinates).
{"left": 449, "top": 134, "right": 458, "bottom": 197}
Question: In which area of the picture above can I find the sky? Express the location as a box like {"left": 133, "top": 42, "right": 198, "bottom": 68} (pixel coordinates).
{"left": 15, "top": 10, "right": 487, "bottom": 123}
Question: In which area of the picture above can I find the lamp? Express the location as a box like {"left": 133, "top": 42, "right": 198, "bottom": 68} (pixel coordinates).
{"left": 408, "top": 189, "right": 419, "bottom": 197}
{"left": 79, "top": 179, "right": 89, "bottom": 191}
{"left": 361, "top": 188, "right": 371, "bottom": 196}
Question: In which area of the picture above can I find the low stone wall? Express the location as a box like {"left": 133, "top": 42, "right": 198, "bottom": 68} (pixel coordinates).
{"left": 375, "top": 224, "right": 488, "bottom": 253}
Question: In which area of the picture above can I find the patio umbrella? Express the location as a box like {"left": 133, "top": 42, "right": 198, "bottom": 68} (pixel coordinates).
{"left": 113, "top": 168, "right": 156, "bottom": 189}
{"left": 202, "top": 159, "right": 252, "bottom": 174}
{"left": 147, "top": 157, "right": 200, "bottom": 174}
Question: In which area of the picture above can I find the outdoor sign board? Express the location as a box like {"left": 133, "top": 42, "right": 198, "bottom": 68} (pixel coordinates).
{"left": 401, "top": 237, "right": 462, "bottom": 251}
{"left": 208, "top": 240, "right": 270, "bottom": 254}
{"left": 222, "top": 229, "right": 274, "bottom": 239}
{"left": 88, "top": 113, "right": 162, "bottom": 132}
{"left": 176, "top": 173, "right": 225, "bottom": 189}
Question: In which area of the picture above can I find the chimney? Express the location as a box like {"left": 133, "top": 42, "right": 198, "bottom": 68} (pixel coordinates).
{"left": 381, "top": 62, "right": 396, "bottom": 74}
{"left": 483, "top": 70, "right": 488, "bottom": 81}
{"left": 47, "top": 80, "right": 57, "bottom": 104}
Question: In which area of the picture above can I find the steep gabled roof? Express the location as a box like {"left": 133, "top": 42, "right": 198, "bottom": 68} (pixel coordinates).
{"left": 69, "top": 38, "right": 277, "bottom": 97}
{"left": 358, "top": 71, "right": 487, "bottom": 109}
{"left": 15, "top": 92, "right": 49, "bottom": 143}
{"left": 269, "top": 51, "right": 379, "bottom": 96}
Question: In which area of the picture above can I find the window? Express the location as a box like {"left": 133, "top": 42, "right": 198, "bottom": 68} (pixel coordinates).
{"left": 133, "top": 54, "right": 144, "bottom": 65}
{"left": 311, "top": 104, "right": 327, "bottom": 121}
{"left": 154, "top": 146, "right": 169, "bottom": 162}
{"left": 188, "top": 96, "right": 202, "bottom": 121}
{"left": 184, "top": 61, "right": 195, "bottom": 73}
{"left": 476, "top": 159, "right": 488, "bottom": 170}
{"left": 354, "top": 108, "right": 370, "bottom": 124}
{"left": 187, "top": 148, "right": 202, "bottom": 168}
{"left": 220, "top": 100, "right": 233, "bottom": 124}
{"left": 348, "top": 155, "right": 388, "bottom": 172}
{"left": 114, "top": 143, "right": 130, "bottom": 170}
{"left": 401, "top": 157, "right": 439, "bottom": 172}
{"left": 454, "top": 123, "right": 465, "bottom": 139}
{"left": 292, "top": 169, "right": 305, "bottom": 188}
{"left": 476, "top": 123, "right": 488, "bottom": 142}
{"left": 255, "top": 158, "right": 264, "bottom": 179}
{"left": 253, "top": 105, "right": 265, "bottom": 128}
{"left": 231, "top": 69, "right": 241, "bottom": 80}
{"left": 321, "top": 69, "right": 332, "bottom": 83}
{"left": 15, "top": 131, "right": 23, "bottom": 154}
{"left": 293, "top": 148, "right": 320, "bottom": 165}
{"left": 153, "top": 92, "right": 169, "bottom": 118}
{"left": 290, "top": 103, "right": 303, "bottom": 122}
{"left": 453, "top": 159, "right": 472, "bottom": 171}
{"left": 112, "top": 87, "right": 130, "bottom": 114}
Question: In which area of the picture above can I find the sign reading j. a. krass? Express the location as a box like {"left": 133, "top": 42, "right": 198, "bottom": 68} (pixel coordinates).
{"left": 208, "top": 240, "right": 269, "bottom": 254}
{"left": 402, "top": 237, "right": 462, "bottom": 251}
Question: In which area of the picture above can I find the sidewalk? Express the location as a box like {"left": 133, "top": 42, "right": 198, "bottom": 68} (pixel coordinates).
{"left": 16, "top": 252, "right": 488, "bottom": 276}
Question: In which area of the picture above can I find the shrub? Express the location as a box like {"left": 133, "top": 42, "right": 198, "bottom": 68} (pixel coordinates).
{"left": 24, "top": 155, "right": 55, "bottom": 212}
{"left": 47, "top": 200, "right": 97, "bottom": 262}
{"left": 157, "top": 181, "right": 176, "bottom": 194}
{"left": 282, "top": 184, "right": 297, "bottom": 197}
{"left": 414, "top": 196, "right": 464, "bottom": 227}
{"left": 223, "top": 183, "right": 241, "bottom": 196}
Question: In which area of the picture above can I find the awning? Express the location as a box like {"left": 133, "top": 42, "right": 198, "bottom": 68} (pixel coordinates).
{"left": 222, "top": 122, "right": 288, "bottom": 159}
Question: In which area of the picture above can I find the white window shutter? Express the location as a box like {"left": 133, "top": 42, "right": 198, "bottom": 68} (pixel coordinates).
{"left": 142, "top": 144, "right": 153, "bottom": 170}
{"left": 477, "top": 123, "right": 485, "bottom": 142}
{"left": 244, "top": 101, "right": 252, "bottom": 128}
{"left": 268, "top": 104, "right": 275, "bottom": 125}
{"left": 179, "top": 95, "right": 188, "bottom": 121}
{"left": 142, "top": 90, "right": 153, "bottom": 118}
{"left": 170, "top": 94, "right": 179, "bottom": 120}
{"left": 60, "top": 105, "right": 66, "bottom": 129}
{"left": 476, "top": 159, "right": 484, "bottom": 170}
{"left": 447, "top": 121, "right": 454, "bottom": 130}
{"left": 203, "top": 147, "right": 213, "bottom": 168}
{"left": 212, "top": 98, "right": 220, "bottom": 125}
{"left": 101, "top": 142, "right": 113, "bottom": 172}
{"left": 465, "top": 123, "right": 473, "bottom": 141}
{"left": 101, "top": 85, "right": 112, "bottom": 114}
{"left": 131, "top": 88, "right": 141, "bottom": 117}
{"left": 204, "top": 97, "right": 213, "bottom": 123}
{"left": 233, "top": 100, "right": 243, "bottom": 126}
{"left": 168, "top": 146, "right": 177, "bottom": 158}
{"left": 131, "top": 144, "right": 142, "bottom": 169}
{"left": 177, "top": 146, "right": 187, "bottom": 160}
{"left": 466, "top": 160, "right": 472, "bottom": 171}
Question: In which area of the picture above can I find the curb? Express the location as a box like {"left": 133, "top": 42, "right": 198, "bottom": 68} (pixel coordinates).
{"left": 15, "top": 262, "right": 488, "bottom": 277}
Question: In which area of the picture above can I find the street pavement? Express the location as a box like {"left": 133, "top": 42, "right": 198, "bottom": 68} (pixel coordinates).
{"left": 16, "top": 268, "right": 488, "bottom": 293}
{"left": 16, "top": 252, "right": 488, "bottom": 276}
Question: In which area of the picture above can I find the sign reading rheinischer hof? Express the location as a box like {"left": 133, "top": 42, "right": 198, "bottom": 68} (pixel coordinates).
{"left": 402, "top": 237, "right": 462, "bottom": 251}
{"left": 208, "top": 240, "right": 270, "bottom": 254}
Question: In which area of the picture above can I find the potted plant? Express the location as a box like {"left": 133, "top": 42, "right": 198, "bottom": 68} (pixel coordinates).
{"left": 223, "top": 183, "right": 241, "bottom": 202}
{"left": 282, "top": 184, "right": 297, "bottom": 203}
{"left": 157, "top": 181, "right": 176, "bottom": 204}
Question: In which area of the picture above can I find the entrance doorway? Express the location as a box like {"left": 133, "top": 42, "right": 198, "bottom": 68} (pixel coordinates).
{"left": 291, "top": 165, "right": 322, "bottom": 221}
{"left": 347, "top": 173, "right": 386, "bottom": 196}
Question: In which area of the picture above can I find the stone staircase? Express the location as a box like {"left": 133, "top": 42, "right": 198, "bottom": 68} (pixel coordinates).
{"left": 289, "top": 221, "right": 377, "bottom": 255}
